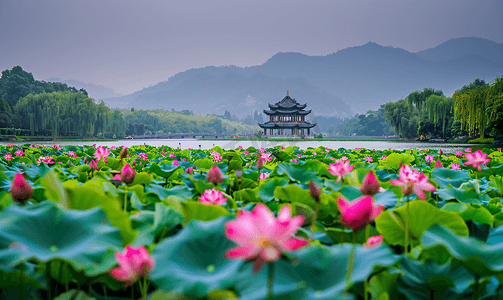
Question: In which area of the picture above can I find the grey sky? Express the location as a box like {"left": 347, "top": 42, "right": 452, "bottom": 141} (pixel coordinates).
{"left": 1, "top": 0, "right": 501, "bottom": 95}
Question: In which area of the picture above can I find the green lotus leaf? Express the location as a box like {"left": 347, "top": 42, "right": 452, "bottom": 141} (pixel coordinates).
{"left": 40, "top": 168, "right": 69, "bottom": 208}
{"left": 441, "top": 203, "right": 493, "bottom": 226}
{"left": 271, "top": 162, "right": 318, "bottom": 184}
{"left": 235, "top": 243, "right": 399, "bottom": 300}
{"left": 436, "top": 182, "right": 483, "bottom": 204}
{"left": 23, "top": 163, "right": 51, "bottom": 180}
{"left": 432, "top": 168, "right": 470, "bottom": 189}
{"left": 272, "top": 151, "right": 293, "bottom": 162}
{"left": 258, "top": 178, "right": 289, "bottom": 201}
{"left": 0, "top": 201, "right": 122, "bottom": 277}
{"left": 149, "top": 163, "right": 180, "bottom": 178}
{"left": 375, "top": 200, "right": 468, "bottom": 247}
{"left": 381, "top": 153, "right": 414, "bottom": 170}
{"left": 65, "top": 185, "right": 137, "bottom": 246}
{"left": 488, "top": 175, "right": 503, "bottom": 197}
{"left": 0, "top": 261, "right": 45, "bottom": 289}
{"left": 152, "top": 202, "right": 184, "bottom": 238}
{"left": 131, "top": 172, "right": 153, "bottom": 185}
{"left": 105, "top": 157, "right": 121, "bottom": 171}
{"left": 421, "top": 224, "right": 503, "bottom": 277}
{"left": 337, "top": 185, "right": 363, "bottom": 201}
{"left": 325, "top": 226, "right": 380, "bottom": 244}
{"left": 274, "top": 184, "right": 316, "bottom": 209}
{"left": 150, "top": 216, "right": 243, "bottom": 299}
{"left": 181, "top": 201, "right": 231, "bottom": 225}
{"left": 194, "top": 158, "right": 214, "bottom": 171}
{"left": 145, "top": 184, "right": 193, "bottom": 202}
{"left": 369, "top": 270, "right": 399, "bottom": 300}
{"left": 373, "top": 189, "right": 398, "bottom": 208}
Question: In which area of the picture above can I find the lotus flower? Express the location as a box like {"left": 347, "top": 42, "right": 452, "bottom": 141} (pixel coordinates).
{"left": 4, "top": 154, "right": 12, "bottom": 160}
{"left": 10, "top": 173, "right": 33, "bottom": 204}
{"left": 14, "top": 150, "right": 24, "bottom": 156}
{"left": 450, "top": 163, "right": 461, "bottom": 170}
{"left": 360, "top": 171, "right": 380, "bottom": 196}
{"left": 363, "top": 235, "right": 383, "bottom": 248}
{"left": 112, "top": 174, "right": 122, "bottom": 181}
{"left": 259, "top": 172, "right": 270, "bottom": 181}
{"left": 291, "top": 158, "right": 298, "bottom": 163}
{"left": 438, "top": 149, "right": 443, "bottom": 155}
{"left": 465, "top": 148, "right": 472, "bottom": 153}
{"left": 433, "top": 160, "right": 443, "bottom": 168}
{"left": 185, "top": 167, "right": 193, "bottom": 174}
{"left": 110, "top": 245, "right": 155, "bottom": 287}
{"left": 455, "top": 151, "right": 463, "bottom": 158}
{"left": 7, "top": 143, "right": 13, "bottom": 147}
{"left": 198, "top": 188, "right": 228, "bottom": 205}
{"left": 425, "top": 155, "right": 434, "bottom": 163}
{"left": 464, "top": 149, "right": 491, "bottom": 172}
{"left": 90, "top": 159, "right": 99, "bottom": 171}
{"left": 224, "top": 203, "right": 309, "bottom": 272}
{"left": 119, "top": 147, "right": 128, "bottom": 160}
{"left": 338, "top": 196, "right": 384, "bottom": 231}
{"left": 256, "top": 157, "right": 265, "bottom": 169}
{"left": 327, "top": 160, "right": 354, "bottom": 176}
{"left": 173, "top": 159, "right": 179, "bottom": 166}
{"left": 93, "top": 146, "right": 110, "bottom": 162}
{"left": 389, "top": 165, "right": 436, "bottom": 200}
{"left": 121, "top": 163, "right": 136, "bottom": 184}
{"left": 207, "top": 164, "right": 224, "bottom": 184}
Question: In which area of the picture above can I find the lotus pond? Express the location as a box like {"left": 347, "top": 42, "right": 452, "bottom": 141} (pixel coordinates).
{"left": 0, "top": 143, "right": 503, "bottom": 300}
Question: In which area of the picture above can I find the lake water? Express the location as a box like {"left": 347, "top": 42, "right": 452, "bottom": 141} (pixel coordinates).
{"left": 3, "top": 138, "right": 492, "bottom": 152}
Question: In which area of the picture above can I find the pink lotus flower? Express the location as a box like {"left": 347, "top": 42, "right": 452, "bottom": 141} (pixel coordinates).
{"left": 450, "top": 163, "right": 461, "bottom": 170}
{"left": 327, "top": 160, "right": 354, "bottom": 177}
{"left": 297, "top": 154, "right": 302, "bottom": 158}
{"left": 224, "top": 203, "right": 309, "bottom": 272}
{"left": 425, "top": 155, "right": 434, "bottom": 163}
{"left": 261, "top": 152, "right": 272, "bottom": 162}
{"left": 68, "top": 151, "right": 77, "bottom": 158}
{"left": 89, "top": 159, "right": 99, "bottom": 171}
{"left": 238, "top": 145, "right": 243, "bottom": 149}
{"left": 363, "top": 235, "right": 383, "bottom": 248}
{"left": 244, "top": 150, "right": 250, "bottom": 155}
{"left": 433, "top": 160, "right": 443, "bottom": 168}
{"left": 259, "top": 173, "right": 270, "bottom": 181}
{"left": 465, "top": 148, "right": 472, "bottom": 153}
{"left": 53, "top": 144, "right": 60, "bottom": 150}
{"left": 207, "top": 164, "right": 224, "bottom": 184}
{"left": 172, "top": 159, "right": 179, "bottom": 166}
{"left": 212, "top": 153, "right": 223, "bottom": 162}
{"left": 110, "top": 245, "right": 155, "bottom": 287}
{"left": 10, "top": 173, "right": 33, "bottom": 204}
{"left": 121, "top": 163, "right": 136, "bottom": 184}
{"left": 455, "top": 151, "right": 463, "bottom": 158}
{"left": 14, "top": 150, "right": 24, "bottom": 156}
{"left": 291, "top": 158, "right": 298, "bottom": 163}
{"left": 7, "top": 143, "right": 13, "bottom": 147}
{"left": 438, "top": 149, "right": 443, "bottom": 155}
{"left": 360, "top": 171, "right": 380, "bottom": 196}
{"left": 341, "top": 156, "right": 349, "bottom": 161}
{"left": 37, "top": 156, "right": 55, "bottom": 165}
{"left": 338, "top": 196, "right": 384, "bottom": 231}
{"left": 389, "top": 165, "right": 436, "bottom": 200}
{"left": 169, "top": 153, "right": 176, "bottom": 158}
{"left": 185, "top": 167, "right": 193, "bottom": 174}
{"left": 464, "top": 149, "right": 491, "bottom": 172}
{"left": 256, "top": 157, "right": 265, "bottom": 169}
{"left": 380, "top": 155, "right": 387, "bottom": 160}
{"left": 93, "top": 146, "right": 110, "bottom": 162}
{"left": 4, "top": 154, "right": 12, "bottom": 160}
{"left": 258, "top": 147, "right": 265, "bottom": 153}
{"left": 138, "top": 153, "right": 148, "bottom": 161}
{"left": 365, "top": 156, "right": 373, "bottom": 163}
{"left": 198, "top": 188, "right": 228, "bottom": 205}
{"left": 112, "top": 174, "right": 122, "bottom": 181}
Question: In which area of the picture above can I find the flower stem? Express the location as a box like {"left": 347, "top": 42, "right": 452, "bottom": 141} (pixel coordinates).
{"left": 123, "top": 186, "right": 128, "bottom": 213}
{"left": 473, "top": 275, "right": 479, "bottom": 300}
{"left": 222, "top": 192, "right": 239, "bottom": 213}
{"left": 309, "top": 201, "right": 320, "bottom": 241}
{"left": 404, "top": 196, "right": 410, "bottom": 254}
{"left": 267, "top": 262, "right": 274, "bottom": 300}
{"left": 364, "top": 225, "right": 369, "bottom": 300}
{"left": 19, "top": 261, "right": 25, "bottom": 300}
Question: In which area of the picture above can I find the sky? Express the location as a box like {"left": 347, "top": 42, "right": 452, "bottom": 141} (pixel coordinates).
{"left": 1, "top": 0, "right": 501, "bottom": 95}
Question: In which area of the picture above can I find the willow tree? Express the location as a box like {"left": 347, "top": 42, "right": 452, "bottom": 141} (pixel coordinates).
{"left": 424, "top": 95, "right": 454, "bottom": 139}
{"left": 453, "top": 85, "right": 489, "bottom": 139}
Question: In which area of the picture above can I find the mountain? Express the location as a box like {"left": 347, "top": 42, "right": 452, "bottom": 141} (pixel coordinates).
{"left": 46, "top": 78, "right": 121, "bottom": 100}
{"left": 103, "top": 37, "right": 503, "bottom": 117}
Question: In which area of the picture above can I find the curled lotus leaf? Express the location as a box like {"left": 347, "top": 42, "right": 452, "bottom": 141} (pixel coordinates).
{"left": 0, "top": 201, "right": 122, "bottom": 277}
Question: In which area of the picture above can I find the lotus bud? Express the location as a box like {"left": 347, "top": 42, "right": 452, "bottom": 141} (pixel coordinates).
{"left": 207, "top": 164, "right": 224, "bottom": 184}
{"left": 119, "top": 147, "right": 128, "bottom": 160}
{"left": 90, "top": 159, "right": 99, "bottom": 171}
{"left": 121, "top": 163, "right": 136, "bottom": 184}
{"left": 256, "top": 157, "right": 265, "bottom": 169}
{"left": 309, "top": 180, "right": 322, "bottom": 202}
{"left": 185, "top": 167, "right": 193, "bottom": 174}
{"left": 433, "top": 160, "right": 443, "bottom": 168}
{"left": 10, "top": 173, "right": 33, "bottom": 204}
{"left": 67, "top": 160, "right": 71, "bottom": 167}
{"left": 438, "top": 149, "right": 443, "bottom": 155}
{"left": 360, "top": 171, "right": 380, "bottom": 196}
{"left": 83, "top": 156, "right": 87, "bottom": 164}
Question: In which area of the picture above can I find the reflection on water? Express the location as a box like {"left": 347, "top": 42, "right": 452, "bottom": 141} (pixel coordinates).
{"left": 3, "top": 138, "right": 496, "bottom": 152}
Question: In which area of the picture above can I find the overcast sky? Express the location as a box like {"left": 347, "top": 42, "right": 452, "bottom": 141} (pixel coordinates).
{"left": 1, "top": 0, "right": 501, "bottom": 95}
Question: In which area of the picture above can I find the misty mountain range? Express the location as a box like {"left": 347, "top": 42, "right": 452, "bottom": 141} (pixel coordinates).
{"left": 45, "top": 78, "right": 122, "bottom": 100}
{"left": 68, "top": 37, "right": 503, "bottom": 118}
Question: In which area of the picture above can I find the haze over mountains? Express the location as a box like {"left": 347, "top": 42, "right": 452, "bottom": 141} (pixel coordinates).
{"left": 46, "top": 78, "right": 122, "bottom": 100}
{"left": 97, "top": 37, "right": 503, "bottom": 118}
